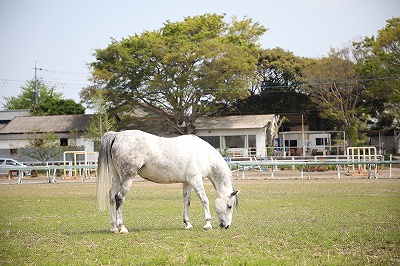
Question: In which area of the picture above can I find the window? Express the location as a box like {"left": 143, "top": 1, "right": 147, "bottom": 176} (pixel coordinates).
{"left": 60, "top": 138, "right": 68, "bottom": 146}
{"left": 290, "top": 140, "right": 297, "bottom": 147}
{"left": 200, "top": 136, "right": 220, "bottom": 149}
{"left": 248, "top": 135, "right": 256, "bottom": 148}
{"left": 5, "top": 160, "right": 15, "bottom": 165}
{"left": 224, "top": 135, "right": 246, "bottom": 148}
{"left": 285, "top": 140, "right": 298, "bottom": 147}
{"left": 316, "top": 138, "right": 328, "bottom": 146}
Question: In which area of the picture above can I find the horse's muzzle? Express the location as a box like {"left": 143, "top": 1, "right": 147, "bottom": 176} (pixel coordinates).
{"left": 219, "top": 223, "right": 230, "bottom": 229}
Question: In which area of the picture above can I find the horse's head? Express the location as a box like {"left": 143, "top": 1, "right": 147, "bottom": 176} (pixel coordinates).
{"left": 214, "top": 190, "right": 239, "bottom": 229}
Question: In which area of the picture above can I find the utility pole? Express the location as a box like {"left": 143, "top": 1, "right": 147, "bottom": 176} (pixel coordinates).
{"left": 34, "top": 61, "right": 38, "bottom": 105}
{"left": 34, "top": 61, "right": 42, "bottom": 105}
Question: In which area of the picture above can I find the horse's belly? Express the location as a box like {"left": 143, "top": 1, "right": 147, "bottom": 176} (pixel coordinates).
{"left": 137, "top": 166, "right": 185, "bottom": 184}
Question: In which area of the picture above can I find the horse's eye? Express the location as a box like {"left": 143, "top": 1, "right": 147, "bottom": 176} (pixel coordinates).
{"left": 227, "top": 204, "right": 232, "bottom": 209}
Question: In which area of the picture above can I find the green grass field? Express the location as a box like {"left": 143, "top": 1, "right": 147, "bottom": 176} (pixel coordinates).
{"left": 0, "top": 178, "right": 399, "bottom": 265}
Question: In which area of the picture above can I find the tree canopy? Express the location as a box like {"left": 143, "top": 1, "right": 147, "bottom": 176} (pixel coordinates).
{"left": 354, "top": 17, "right": 400, "bottom": 129}
{"left": 3, "top": 79, "right": 85, "bottom": 115}
{"left": 84, "top": 13, "right": 267, "bottom": 134}
{"left": 228, "top": 48, "right": 311, "bottom": 113}
{"left": 300, "top": 47, "right": 364, "bottom": 145}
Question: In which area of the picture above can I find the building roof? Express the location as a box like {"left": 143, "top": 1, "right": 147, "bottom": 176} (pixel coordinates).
{"left": 0, "top": 114, "right": 91, "bottom": 134}
{"left": 195, "top": 114, "right": 276, "bottom": 130}
{"left": 0, "top": 109, "right": 30, "bottom": 122}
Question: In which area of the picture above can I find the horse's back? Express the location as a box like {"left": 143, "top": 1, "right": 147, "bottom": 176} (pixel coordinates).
{"left": 110, "top": 130, "right": 227, "bottom": 183}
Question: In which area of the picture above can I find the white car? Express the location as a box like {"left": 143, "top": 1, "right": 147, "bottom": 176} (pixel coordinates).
{"left": 0, "top": 158, "right": 31, "bottom": 177}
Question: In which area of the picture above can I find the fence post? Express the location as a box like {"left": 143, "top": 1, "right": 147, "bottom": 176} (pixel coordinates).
{"left": 271, "top": 164, "right": 274, "bottom": 179}
{"left": 52, "top": 168, "right": 57, "bottom": 183}
{"left": 17, "top": 171, "right": 23, "bottom": 184}
{"left": 367, "top": 164, "right": 371, "bottom": 179}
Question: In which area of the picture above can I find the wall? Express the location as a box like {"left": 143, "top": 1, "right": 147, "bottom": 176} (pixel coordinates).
{"left": 369, "top": 135, "right": 394, "bottom": 155}
{"left": 0, "top": 133, "right": 94, "bottom": 162}
{"left": 196, "top": 128, "right": 266, "bottom": 157}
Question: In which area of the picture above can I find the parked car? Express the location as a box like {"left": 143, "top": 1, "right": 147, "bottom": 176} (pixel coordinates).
{"left": 0, "top": 158, "right": 31, "bottom": 177}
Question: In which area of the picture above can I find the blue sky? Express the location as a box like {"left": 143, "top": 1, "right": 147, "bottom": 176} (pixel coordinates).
{"left": 1, "top": 0, "right": 399, "bottom": 111}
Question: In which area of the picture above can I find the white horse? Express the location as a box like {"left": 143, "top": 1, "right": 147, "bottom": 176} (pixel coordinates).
{"left": 97, "top": 130, "right": 239, "bottom": 233}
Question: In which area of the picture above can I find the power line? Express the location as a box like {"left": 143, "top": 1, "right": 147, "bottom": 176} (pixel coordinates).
{"left": 1, "top": 73, "right": 398, "bottom": 92}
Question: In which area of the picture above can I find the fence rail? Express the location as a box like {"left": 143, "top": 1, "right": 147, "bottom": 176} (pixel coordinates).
{"left": 0, "top": 164, "right": 97, "bottom": 184}
{"left": 1, "top": 158, "right": 400, "bottom": 184}
{"left": 227, "top": 159, "right": 400, "bottom": 180}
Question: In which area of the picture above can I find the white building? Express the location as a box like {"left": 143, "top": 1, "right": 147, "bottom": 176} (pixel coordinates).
{"left": 367, "top": 128, "right": 400, "bottom": 155}
{"left": 0, "top": 114, "right": 94, "bottom": 162}
{"left": 195, "top": 114, "right": 279, "bottom": 158}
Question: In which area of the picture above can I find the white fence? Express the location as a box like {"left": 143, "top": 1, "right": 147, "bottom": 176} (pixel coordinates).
{"left": 0, "top": 164, "right": 97, "bottom": 184}
{"left": 227, "top": 156, "right": 400, "bottom": 180}
{"left": 1, "top": 156, "right": 399, "bottom": 184}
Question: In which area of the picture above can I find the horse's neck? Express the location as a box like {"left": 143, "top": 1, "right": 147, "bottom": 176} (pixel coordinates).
{"left": 209, "top": 174, "right": 234, "bottom": 197}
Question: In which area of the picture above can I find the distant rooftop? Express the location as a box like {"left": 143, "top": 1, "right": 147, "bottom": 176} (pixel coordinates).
{"left": 0, "top": 109, "right": 30, "bottom": 122}
{"left": 195, "top": 114, "right": 276, "bottom": 130}
{"left": 0, "top": 114, "right": 91, "bottom": 134}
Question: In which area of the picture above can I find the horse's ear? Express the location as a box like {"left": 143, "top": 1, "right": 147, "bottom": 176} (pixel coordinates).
{"left": 231, "top": 190, "right": 239, "bottom": 197}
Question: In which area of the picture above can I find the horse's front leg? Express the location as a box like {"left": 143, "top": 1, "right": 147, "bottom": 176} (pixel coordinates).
{"left": 113, "top": 177, "right": 134, "bottom": 234}
{"left": 182, "top": 183, "right": 193, "bottom": 229}
{"left": 191, "top": 180, "right": 212, "bottom": 230}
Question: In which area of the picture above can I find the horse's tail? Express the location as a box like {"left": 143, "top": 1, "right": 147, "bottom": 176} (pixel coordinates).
{"left": 97, "top": 131, "right": 118, "bottom": 211}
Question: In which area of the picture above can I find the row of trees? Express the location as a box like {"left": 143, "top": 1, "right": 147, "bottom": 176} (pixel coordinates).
{"left": 3, "top": 14, "right": 399, "bottom": 148}
{"left": 81, "top": 14, "right": 399, "bottom": 146}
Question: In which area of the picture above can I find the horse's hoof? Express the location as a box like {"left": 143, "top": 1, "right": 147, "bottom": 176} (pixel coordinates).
{"left": 110, "top": 229, "right": 119, "bottom": 234}
{"left": 120, "top": 230, "right": 129, "bottom": 234}
{"left": 119, "top": 227, "right": 129, "bottom": 234}
{"left": 185, "top": 225, "right": 194, "bottom": 230}
{"left": 203, "top": 221, "right": 212, "bottom": 230}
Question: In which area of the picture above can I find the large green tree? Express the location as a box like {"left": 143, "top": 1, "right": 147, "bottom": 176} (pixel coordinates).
{"left": 3, "top": 79, "right": 62, "bottom": 110}
{"left": 228, "top": 49, "right": 310, "bottom": 111}
{"left": 354, "top": 17, "right": 400, "bottom": 128}
{"left": 301, "top": 47, "right": 365, "bottom": 146}
{"left": 256, "top": 47, "right": 304, "bottom": 93}
{"left": 225, "top": 48, "right": 330, "bottom": 130}
{"left": 84, "top": 13, "right": 266, "bottom": 134}
{"left": 3, "top": 79, "right": 85, "bottom": 115}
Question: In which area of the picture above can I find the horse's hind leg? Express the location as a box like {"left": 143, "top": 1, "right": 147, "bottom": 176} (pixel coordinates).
{"left": 182, "top": 183, "right": 193, "bottom": 229}
{"left": 114, "top": 177, "right": 134, "bottom": 234}
{"left": 109, "top": 175, "right": 120, "bottom": 233}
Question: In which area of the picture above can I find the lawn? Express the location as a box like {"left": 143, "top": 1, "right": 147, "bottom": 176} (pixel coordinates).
{"left": 0, "top": 178, "right": 399, "bottom": 265}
